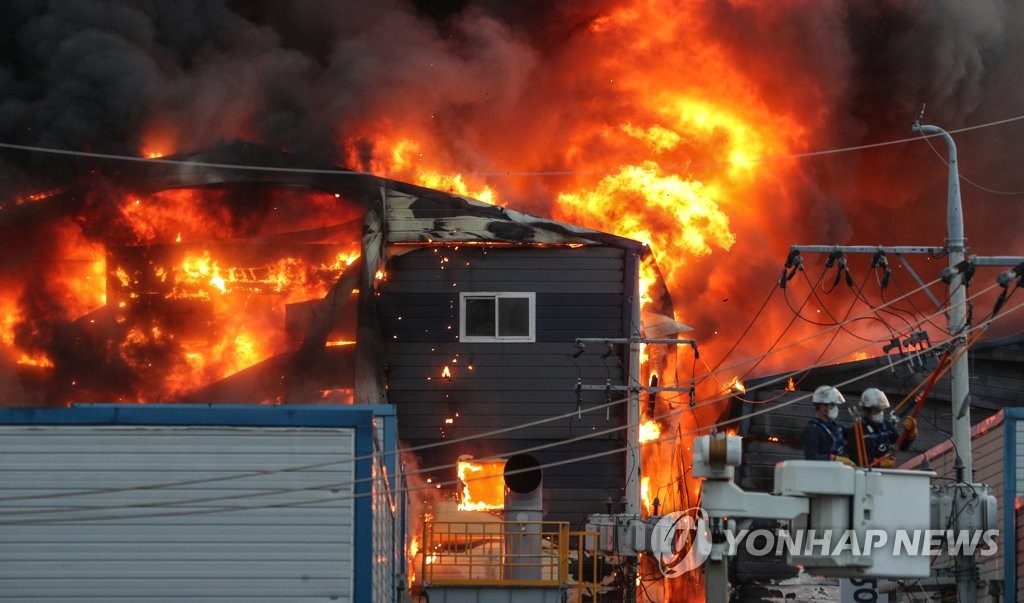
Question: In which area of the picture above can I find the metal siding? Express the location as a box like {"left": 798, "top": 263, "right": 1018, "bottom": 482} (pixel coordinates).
{"left": 373, "top": 446, "right": 394, "bottom": 603}
{"left": 973, "top": 427, "right": 1005, "bottom": 584}
{"left": 353, "top": 419, "right": 374, "bottom": 603}
{"left": 1008, "top": 414, "right": 1020, "bottom": 602}
{"left": 382, "top": 246, "right": 629, "bottom": 524}
{"left": 0, "top": 425, "right": 357, "bottom": 602}
{"left": 1018, "top": 503, "right": 1024, "bottom": 603}
{"left": 1017, "top": 421, "right": 1024, "bottom": 497}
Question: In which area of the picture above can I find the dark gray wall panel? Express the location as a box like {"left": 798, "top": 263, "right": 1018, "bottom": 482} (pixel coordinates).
{"left": 381, "top": 246, "right": 633, "bottom": 523}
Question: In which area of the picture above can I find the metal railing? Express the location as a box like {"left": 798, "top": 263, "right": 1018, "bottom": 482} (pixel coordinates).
{"left": 421, "top": 520, "right": 599, "bottom": 600}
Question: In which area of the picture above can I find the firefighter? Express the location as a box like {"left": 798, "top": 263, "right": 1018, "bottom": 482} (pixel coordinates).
{"left": 802, "top": 385, "right": 854, "bottom": 465}
{"left": 856, "top": 387, "right": 917, "bottom": 467}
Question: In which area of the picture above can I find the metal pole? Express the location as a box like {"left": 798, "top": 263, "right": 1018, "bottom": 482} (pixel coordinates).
{"left": 911, "top": 122, "right": 972, "bottom": 479}
{"left": 912, "top": 121, "right": 975, "bottom": 602}
{"left": 626, "top": 252, "right": 642, "bottom": 516}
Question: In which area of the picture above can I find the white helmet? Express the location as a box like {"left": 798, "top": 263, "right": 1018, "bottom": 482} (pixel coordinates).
{"left": 860, "top": 388, "right": 890, "bottom": 410}
{"left": 812, "top": 385, "right": 845, "bottom": 406}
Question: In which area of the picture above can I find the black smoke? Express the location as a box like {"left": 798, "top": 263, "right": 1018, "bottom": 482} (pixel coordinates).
{"left": 1, "top": 0, "right": 1023, "bottom": 403}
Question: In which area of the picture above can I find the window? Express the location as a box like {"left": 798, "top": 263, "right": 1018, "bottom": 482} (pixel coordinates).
{"left": 459, "top": 292, "right": 535, "bottom": 342}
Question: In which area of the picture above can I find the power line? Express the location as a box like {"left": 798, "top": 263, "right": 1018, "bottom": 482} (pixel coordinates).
{"left": 1, "top": 287, "right": 1015, "bottom": 523}
{"left": 0, "top": 269, "right": 978, "bottom": 513}
{"left": 920, "top": 131, "right": 1024, "bottom": 197}
{"left": 0, "top": 308, "right": 1009, "bottom": 525}
{"left": 1, "top": 251, "right": 1011, "bottom": 503}
{"left": 1, "top": 113, "right": 1023, "bottom": 179}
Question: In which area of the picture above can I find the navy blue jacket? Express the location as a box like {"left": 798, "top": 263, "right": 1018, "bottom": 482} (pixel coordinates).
{"left": 803, "top": 417, "right": 848, "bottom": 460}
{"left": 860, "top": 417, "right": 913, "bottom": 462}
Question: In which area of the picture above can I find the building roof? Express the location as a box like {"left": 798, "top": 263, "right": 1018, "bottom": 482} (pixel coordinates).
{"left": 125, "top": 141, "right": 646, "bottom": 252}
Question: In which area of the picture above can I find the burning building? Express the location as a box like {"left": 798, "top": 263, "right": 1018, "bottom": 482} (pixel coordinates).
{"left": 4, "top": 2, "right": 1024, "bottom": 601}
{"left": 0, "top": 142, "right": 691, "bottom": 599}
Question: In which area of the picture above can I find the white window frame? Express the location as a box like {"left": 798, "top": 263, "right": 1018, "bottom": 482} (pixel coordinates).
{"left": 459, "top": 292, "right": 536, "bottom": 343}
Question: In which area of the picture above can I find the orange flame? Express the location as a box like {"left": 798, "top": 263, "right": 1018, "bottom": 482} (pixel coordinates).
{"left": 639, "top": 419, "right": 662, "bottom": 443}
{"left": 456, "top": 458, "right": 507, "bottom": 511}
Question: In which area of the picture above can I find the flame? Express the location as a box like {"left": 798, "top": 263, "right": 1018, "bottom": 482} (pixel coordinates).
{"left": 641, "top": 476, "right": 652, "bottom": 513}
{"left": 351, "top": 136, "right": 497, "bottom": 204}
{"left": 17, "top": 352, "right": 54, "bottom": 368}
{"left": 456, "top": 458, "right": 506, "bottom": 511}
{"left": 0, "top": 222, "right": 106, "bottom": 372}
{"left": 728, "top": 377, "right": 746, "bottom": 394}
{"left": 786, "top": 377, "right": 796, "bottom": 391}
{"left": 639, "top": 419, "right": 662, "bottom": 443}
{"left": 342, "top": 14, "right": 805, "bottom": 602}
{"left": 0, "top": 186, "right": 369, "bottom": 402}
{"left": 441, "top": 365, "right": 452, "bottom": 380}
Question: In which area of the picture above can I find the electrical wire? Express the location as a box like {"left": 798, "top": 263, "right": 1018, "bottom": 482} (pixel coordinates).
{"left": 1, "top": 113, "right": 1024, "bottom": 178}
{"left": 801, "top": 265, "right": 877, "bottom": 343}
{"left": 887, "top": 264, "right": 949, "bottom": 333}
{"left": 854, "top": 267, "right": 912, "bottom": 337}
{"left": 0, "top": 270, "right": 988, "bottom": 515}
{"left": 2, "top": 295, "right": 1018, "bottom": 525}
{"left": 920, "top": 130, "right": 1024, "bottom": 197}
{"left": 705, "top": 279, "right": 779, "bottom": 376}
{"left": 0, "top": 274, "right": 1011, "bottom": 519}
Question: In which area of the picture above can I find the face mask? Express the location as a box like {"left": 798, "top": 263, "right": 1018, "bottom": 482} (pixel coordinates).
{"left": 869, "top": 411, "right": 884, "bottom": 424}
{"left": 827, "top": 406, "right": 839, "bottom": 420}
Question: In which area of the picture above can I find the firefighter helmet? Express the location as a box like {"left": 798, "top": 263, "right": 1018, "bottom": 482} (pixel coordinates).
{"left": 812, "top": 385, "right": 845, "bottom": 406}
{"left": 860, "top": 387, "right": 890, "bottom": 410}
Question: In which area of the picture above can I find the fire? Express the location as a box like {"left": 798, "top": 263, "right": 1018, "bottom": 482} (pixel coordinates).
{"left": 786, "top": 377, "right": 796, "bottom": 391}
{"left": 17, "top": 352, "right": 54, "bottom": 368}
{"left": 0, "top": 183, "right": 369, "bottom": 403}
{"left": 325, "top": 340, "right": 356, "bottom": 347}
{"left": 175, "top": 252, "right": 228, "bottom": 296}
{"left": 343, "top": 10, "right": 807, "bottom": 600}
{"left": 416, "top": 171, "right": 497, "bottom": 205}
{"left": 641, "top": 476, "right": 652, "bottom": 513}
{"left": 639, "top": 419, "right": 662, "bottom": 443}
{"left": 456, "top": 458, "right": 507, "bottom": 511}
{"left": 351, "top": 136, "right": 497, "bottom": 204}
{"left": 555, "top": 162, "right": 734, "bottom": 292}
{"left": 728, "top": 377, "right": 746, "bottom": 395}
{"left": 0, "top": 221, "right": 107, "bottom": 373}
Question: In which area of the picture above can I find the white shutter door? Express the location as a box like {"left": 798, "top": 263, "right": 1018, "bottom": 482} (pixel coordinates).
{"left": 0, "top": 425, "right": 355, "bottom": 602}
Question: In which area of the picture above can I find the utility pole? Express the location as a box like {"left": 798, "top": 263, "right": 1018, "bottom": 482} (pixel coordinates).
{"left": 911, "top": 122, "right": 973, "bottom": 481}
{"left": 784, "top": 121, "right": 1024, "bottom": 601}
{"left": 910, "top": 121, "right": 977, "bottom": 603}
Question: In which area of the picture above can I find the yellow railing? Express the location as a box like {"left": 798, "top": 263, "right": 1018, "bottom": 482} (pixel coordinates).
{"left": 421, "top": 520, "right": 599, "bottom": 600}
